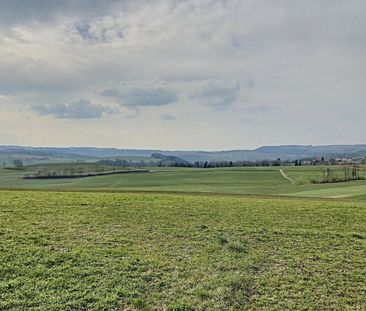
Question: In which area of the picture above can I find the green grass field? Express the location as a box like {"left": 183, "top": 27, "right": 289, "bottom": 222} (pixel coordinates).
{"left": 2, "top": 166, "right": 366, "bottom": 200}
{"left": 0, "top": 190, "right": 365, "bottom": 310}
{"left": 1, "top": 166, "right": 365, "bottom": 309}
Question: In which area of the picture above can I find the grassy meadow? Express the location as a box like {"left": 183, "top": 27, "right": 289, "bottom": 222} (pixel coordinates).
{"left": 1, "top": 165, "right": 366, "bottom": 310}
{"left": 0, "top": 191, "right": 365, "bottom": 310}
{"left": 2, "top": 165, "right": 366, "bottom": 199}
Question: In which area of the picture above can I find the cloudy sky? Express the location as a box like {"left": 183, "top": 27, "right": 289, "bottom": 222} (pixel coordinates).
{"left": 0, "top": 0, "right": 365, "bottom": 150}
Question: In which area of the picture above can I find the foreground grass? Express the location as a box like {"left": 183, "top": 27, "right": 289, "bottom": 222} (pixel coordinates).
{"left": 0, "top": 191, "right": 365, "bottom": 310}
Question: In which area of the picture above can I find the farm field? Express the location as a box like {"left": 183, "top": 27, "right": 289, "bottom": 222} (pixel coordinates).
{"left": 1, "top": 166, "right": 366, "bottom": 200}
{"left": 0, "top": 190, "right": 365, "bottom": 310}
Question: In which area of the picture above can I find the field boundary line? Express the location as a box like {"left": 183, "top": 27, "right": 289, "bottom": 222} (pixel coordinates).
{"left": 280, "top": 169, "right": 295, "bottom": 184}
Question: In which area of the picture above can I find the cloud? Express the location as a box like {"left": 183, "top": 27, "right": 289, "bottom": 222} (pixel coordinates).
{"left": 101, "top": 81, "right": 178, "bottom": 108}
{"left": 190, "top": 79, "right": 240, "bottom": 107}
{"left": 72, "top": 16, "right": 124, "bottom": 44}
{"left": 245, "top": 105, "right": 275, "bottom": 114}
{"left": 1, "top": 0, "right": 366, "bottom": 149}
{"left": 0, "top": 1, "right": 125, "bottom": 31}
{"left": 160, "top": 113, "right": 176, "bottom": 121}
{"left": 32, "top": 99, "right": 117, "bottom": 119}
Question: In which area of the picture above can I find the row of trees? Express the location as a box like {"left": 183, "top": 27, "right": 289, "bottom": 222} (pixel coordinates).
{"left": 315, "top": 164, "right": 366, "bottom": 184}
{"left": 24, "top": 163, "right": 114, "bottom": 179}
{"left": 97, "top": 158, "right": 363, "bottom": 168}
{"left": 191, "top": 159, "right": 284, "bottom": 168}
{"left": 26, "top": 167, "right": 94, "bottom": 178}
{"left": 2, "top": 159, "right": 24, "bottom": 169}
{"left": 97, "top": 158, "right": 289, "bottom": 168}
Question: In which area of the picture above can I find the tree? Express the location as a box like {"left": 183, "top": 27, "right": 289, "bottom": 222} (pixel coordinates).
{"left": 323, "top": 167, "right": 333, "bottom": 183}
{"left": 13, "top": 159, "right": 23, "bottom": 169}
{"left": 343, "top": 165, "right": 352, "bottom": 181}
{"left": 351, "top": 164, "right": 359, "bottom": 180}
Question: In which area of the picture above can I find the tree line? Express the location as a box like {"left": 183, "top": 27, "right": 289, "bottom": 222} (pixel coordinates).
{"left": 312, "top": 164, "right": 366, "bottom": 184}
{"left": 98, "top": 158, "right": 289, "bottom": 168}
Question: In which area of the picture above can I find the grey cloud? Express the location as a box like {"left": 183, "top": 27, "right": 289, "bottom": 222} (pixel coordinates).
{"left": 125, "top": 108, "right": 141, "bottom": 119}
{"left": 191, "top": 79, "right": 240, "bottom": 107}
{"left": 0, "top": 0, "right": 127, "bottom": 30}
{"left": 245, "top": 105, "right": 278, "bottom": 114}
{"left": 160, "top": 113, "right": 176, "bottom": 121}
{"left": 101, "top": 83, "right": 178, "bottom": 108}
{"left": 72, "top": 18, "right": 124, "bottom": 44}
{"left": 32, "top": 99, "right": 117, "bottom": 119}
{"left": 101, "top": 89, "right": 119, "bottom": 97}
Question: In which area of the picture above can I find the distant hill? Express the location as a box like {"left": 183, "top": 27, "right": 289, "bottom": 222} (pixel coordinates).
{"left": 254, "top": 145, "right": 366, "bottom": 157}
{"left": 151, "top": 153, "right": 191, "bottom": 166}
{"left": 1, "top": 144, "right": 366, "bottom": 163}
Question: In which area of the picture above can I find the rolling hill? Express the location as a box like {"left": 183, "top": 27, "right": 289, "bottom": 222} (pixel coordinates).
{"left": 1, "top": 144, "right": 366, "bottom": 163}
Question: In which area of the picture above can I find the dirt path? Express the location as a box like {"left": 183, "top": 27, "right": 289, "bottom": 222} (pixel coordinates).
{"left": 280, "top": 169, "right": 295, "bottom": 184}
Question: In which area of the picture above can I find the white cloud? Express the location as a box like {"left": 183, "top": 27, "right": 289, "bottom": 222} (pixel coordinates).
{"left": 100, "top": 81, "right": 178, "bottom": 108}
{"left": 160, "top": 113, "right": 176, "bottom": 121}
{"left": 190, "top": 79, "right": 240, "bottom": 107}
{"left": 32, "top": 99, "right": 118, "bottom": 119}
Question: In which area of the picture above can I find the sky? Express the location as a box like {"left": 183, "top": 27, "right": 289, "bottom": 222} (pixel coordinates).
{"left": 0, "top": 0, "right": 365, "bottom": 150}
